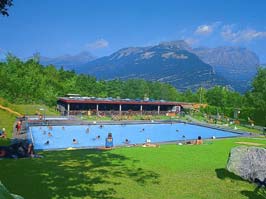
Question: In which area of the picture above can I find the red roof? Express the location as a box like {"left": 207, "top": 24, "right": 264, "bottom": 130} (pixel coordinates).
{"left": 58, "top": 98, "right": 189, "bottom": 106}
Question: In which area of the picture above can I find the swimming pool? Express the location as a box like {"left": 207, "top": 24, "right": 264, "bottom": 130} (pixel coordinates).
{"left": 29, "top": 123, "right": 241, "bottom": 150}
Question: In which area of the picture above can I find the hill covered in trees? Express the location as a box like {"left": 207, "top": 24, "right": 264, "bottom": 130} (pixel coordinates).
{"left": 0, "top": 54, "right": 265, "bottom": 126}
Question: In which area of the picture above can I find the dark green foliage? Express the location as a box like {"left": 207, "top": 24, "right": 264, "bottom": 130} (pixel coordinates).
{"left": 0, "top": 0, "right": 12, "bottom": 16}
{"left": 244, "top": 67, "right": 266, "bottom": 125}
{"left": 0, "top": 55, "right": 183, "bottom": 105}
{"left": 205, "top": 86, "right": 243, "bottom": 108}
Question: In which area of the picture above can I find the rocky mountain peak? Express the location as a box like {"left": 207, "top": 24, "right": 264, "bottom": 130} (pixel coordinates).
{"left": 159, "top": 40, "right": 192, "bottom": 51}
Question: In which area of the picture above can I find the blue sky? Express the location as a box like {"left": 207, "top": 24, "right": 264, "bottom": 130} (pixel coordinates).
{"left": 0, "top": 0, "right": 266, "bottom": 62}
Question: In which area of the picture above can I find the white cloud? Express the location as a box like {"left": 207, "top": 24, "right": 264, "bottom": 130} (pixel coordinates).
{"left": 86, "top": 39, "right": 109, "bottom": 49}
{"left": 221, "top": 25, "right": 266, "bottom": 43}
{"left": 195, "top": 25, "right": 213, "bottom": 35}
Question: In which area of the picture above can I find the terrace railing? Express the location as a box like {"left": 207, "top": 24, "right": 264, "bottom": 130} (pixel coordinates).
{"left": 68, "top": 110, "right": 170, "bottom": 116}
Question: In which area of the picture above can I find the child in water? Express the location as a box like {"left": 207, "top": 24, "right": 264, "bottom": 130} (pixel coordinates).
{"left": 72, "top": 139, "right": 78, "bottom": 144}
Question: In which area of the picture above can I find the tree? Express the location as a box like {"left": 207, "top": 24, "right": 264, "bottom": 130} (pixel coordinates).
{"left": 246, "top": 67, "right": 266, "bottom": 125}
{"left": 196, "top": 87, "right": 207, "bottom": 104}
{"left": 0, "top": 0, "right": 13, "bottom": 16}
{"left": 206, "top": 86, "right": 227, "bottom": 107}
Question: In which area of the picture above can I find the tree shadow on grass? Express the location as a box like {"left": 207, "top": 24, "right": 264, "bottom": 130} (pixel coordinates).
{"left": 215, "top": 168, "right": 266, "bottom": 199}
{"left": 0, "top": 149, "right": 160, "bottom": 199}
{"left": 241, "top": 187, "right": 266, "bottom": 199}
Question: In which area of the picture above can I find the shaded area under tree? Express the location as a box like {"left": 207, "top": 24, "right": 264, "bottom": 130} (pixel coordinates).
{"left": 0, "top": 149, "right": 160, "bottom": 199}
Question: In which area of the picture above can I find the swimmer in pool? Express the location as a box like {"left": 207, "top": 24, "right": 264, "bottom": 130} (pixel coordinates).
{"left": 124, "top": 139, "right": 130, "bottom": 144}
{"left": 44, "top": 140, "right": 49, "bottom": 145}
{"left": 72, "top": 139, "right": 78, "bottom": 144}
{"left": 86, "top": 127, "right": 90, "bottom": 133}
{"left": 48, "top": 132, "right": 52, "bottom": 137}
{"left": 93, "top": 135, "right": 101, "bottom": 141}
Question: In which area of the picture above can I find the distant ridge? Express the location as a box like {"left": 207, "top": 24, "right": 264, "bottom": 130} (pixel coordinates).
{"left": 76, "top": 41, "right": 228, "bottom": 91}
{"left": 37, "top": 40, "right": 260, "bottom": 92}
{"left": 40, "top": 51, "right": 95, "bottom": 70}
{"left": 193, "top": 46, "right": 259, "bottom": 92}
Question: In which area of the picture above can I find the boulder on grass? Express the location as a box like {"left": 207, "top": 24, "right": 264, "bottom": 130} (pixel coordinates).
{"left": 227, "top": 146, "right": 266, "bottom": 184}
{"left": 0, "top": 181, "right": 24, "bottom": 199}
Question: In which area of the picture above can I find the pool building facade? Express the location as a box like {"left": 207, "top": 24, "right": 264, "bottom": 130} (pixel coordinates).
{"left": 57, "top": 96, "right": 192, "bottom": 116}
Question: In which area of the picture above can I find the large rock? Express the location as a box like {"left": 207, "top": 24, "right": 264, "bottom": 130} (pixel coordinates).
{"left": 0, "top": 181, "right": 24, "bottom": 199}
{"left": 227, "top": 146, "right": 266, "bottom": 184}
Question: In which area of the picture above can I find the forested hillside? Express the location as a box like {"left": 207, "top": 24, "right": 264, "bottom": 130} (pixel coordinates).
{"left": 0, "top": 54, "right": 184, "bottom": 105}
{"left": 0, "top": 54, "right": 265, "bottom": 125}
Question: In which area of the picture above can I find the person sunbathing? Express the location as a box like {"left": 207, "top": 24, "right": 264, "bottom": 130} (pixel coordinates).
{"left": 142, "top": 139, "right": 159, "bottom": 147}
{"left": 194, "top": 136, "right": 203, "bottom": 145}
{"left": 142, "top": 143, "right": 159, "bottom": 147}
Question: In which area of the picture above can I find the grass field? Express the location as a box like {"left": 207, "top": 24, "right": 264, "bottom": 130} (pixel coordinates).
{"left": 0, "top": 137, "right": 265, "bottom": 199}
{"left": 0, "top": 102, "right": 265, "bottom": 198}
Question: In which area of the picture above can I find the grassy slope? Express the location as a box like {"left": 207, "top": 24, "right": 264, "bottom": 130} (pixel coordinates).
{"left": 0, "top": 100, "right": 59, "bottom": 139}
{"left": 0, "top": 138, "right": 265, "bottom": 199}
{"left": 0, "top": 110, "right": 16, "bottom": 138}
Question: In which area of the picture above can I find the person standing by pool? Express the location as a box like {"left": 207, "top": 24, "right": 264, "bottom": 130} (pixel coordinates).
{"left": 27, "top": 143, "right": 34, "bottom": 157}
{"left": 16, "top": 121, "right": 21, "bottom": 135}
{"left": 105, "top": 133, "right": 113, "bottom": 148}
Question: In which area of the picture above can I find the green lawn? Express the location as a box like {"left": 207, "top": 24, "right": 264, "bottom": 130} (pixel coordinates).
{"left": 0, "top": 138, "right": 265, "bottom": 199}
{"left": 0, "top": 109, "right": 16, "bottom": 138}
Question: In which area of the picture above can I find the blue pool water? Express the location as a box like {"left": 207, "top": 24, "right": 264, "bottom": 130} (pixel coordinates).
{"left": 29, "top": 123, "right": 240, "bottom": 150}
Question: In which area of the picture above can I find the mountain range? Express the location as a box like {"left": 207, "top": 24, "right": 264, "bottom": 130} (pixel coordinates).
{"left": 193, "top": 46, "right": 259, "bottom": 92}
{"left": 39, "top": 40, "right": 260, "bottom": 93}
{"left": 76, "top": 41, "right": 227, "bottom": 91}
{"left": 40, "top": 51, "right": 95, "bottom": 71}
